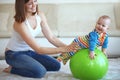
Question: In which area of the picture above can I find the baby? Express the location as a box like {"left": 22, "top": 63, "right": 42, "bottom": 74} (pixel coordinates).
{"left": 57, "top": 15, "right": 111, "bottom": 65}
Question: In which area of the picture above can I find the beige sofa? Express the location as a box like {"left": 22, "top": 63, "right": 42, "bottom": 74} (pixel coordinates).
{"left": 0, "top": 3, "right": 120, "bottom": 58}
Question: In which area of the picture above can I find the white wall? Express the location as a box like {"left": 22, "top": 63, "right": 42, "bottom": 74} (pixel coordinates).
{"left": 0, "top": 0, "right": 120, "bottom": 4}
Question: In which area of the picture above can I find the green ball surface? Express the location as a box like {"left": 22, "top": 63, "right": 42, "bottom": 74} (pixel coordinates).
{"left": 70, "top": 48, "right": 108, "bottom": 80}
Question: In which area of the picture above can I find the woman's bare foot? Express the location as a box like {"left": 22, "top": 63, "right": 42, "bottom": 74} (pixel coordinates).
{"left": 3, "top": 66, "right": 12, "bottom": 73}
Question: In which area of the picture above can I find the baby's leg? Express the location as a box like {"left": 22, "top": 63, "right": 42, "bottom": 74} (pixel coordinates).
{"left": 57, "top": 52, "right": 74, "bottom": 65}
{"left": 57, "top": 37, "right": 80, "bottom": 65}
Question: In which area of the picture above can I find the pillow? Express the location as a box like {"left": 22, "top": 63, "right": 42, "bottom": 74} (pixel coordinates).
{"left": 0, "top": 13, "right": 9, "bottom": 32}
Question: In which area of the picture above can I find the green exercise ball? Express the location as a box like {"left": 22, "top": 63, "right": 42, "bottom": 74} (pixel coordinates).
{"left": 70, "top": 48, "right": 108, "bottom": 80}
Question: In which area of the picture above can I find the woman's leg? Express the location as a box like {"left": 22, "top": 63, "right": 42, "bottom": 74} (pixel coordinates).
{"left": 5, "top": 50, "right": 46, "bottom": 78}
{"left": 30, "top": 51, "right": 61, "bottom": 71}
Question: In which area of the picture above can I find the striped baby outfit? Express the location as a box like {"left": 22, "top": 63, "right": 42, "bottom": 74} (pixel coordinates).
{"left": 57, "top": 30, "right": 108, "bottom": 65}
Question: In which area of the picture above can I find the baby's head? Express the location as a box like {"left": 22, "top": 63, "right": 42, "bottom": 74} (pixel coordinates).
{"left": 95, "top": 15, "right": 111, "bottom": 34}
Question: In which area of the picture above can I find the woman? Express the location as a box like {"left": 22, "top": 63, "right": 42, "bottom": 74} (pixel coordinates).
{"left": 3, "top": 0, "right": 79, "bottom": 78}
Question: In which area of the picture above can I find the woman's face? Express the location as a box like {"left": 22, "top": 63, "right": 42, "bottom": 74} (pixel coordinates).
{"left": 25, "top": 0, "right": 38, "bottom": 14}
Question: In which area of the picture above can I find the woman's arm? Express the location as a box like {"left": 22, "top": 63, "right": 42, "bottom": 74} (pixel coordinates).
{"left": 13, "top": 22, "right": 77, "bottom": 55}
{"left": 39, "top": 12, "right": 67, "bottom": 47}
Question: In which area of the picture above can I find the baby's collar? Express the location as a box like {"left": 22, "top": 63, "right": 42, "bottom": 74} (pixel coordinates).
{"left": 93, "top": 29, "right": 106, "bottom": 35}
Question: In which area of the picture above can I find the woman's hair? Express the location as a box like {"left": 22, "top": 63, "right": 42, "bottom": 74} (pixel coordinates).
{"left": 14, "top": 0, "right": 39, "bottom": 23}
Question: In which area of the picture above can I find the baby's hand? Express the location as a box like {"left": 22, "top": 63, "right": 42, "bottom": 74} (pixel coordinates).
{"left": 89, "top": 51, "right": 95, "bottom": 59}
{"left": 102, "top": 50, "right": 108, "bottom": 57}
{"left": 102, "top": 48, "right": 107, "bottom": 57}
{"left": 103, "top": 52, "right": 108, "bottom": 57}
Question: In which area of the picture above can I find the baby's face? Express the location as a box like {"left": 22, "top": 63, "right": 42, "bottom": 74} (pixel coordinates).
{"left": 95, "top": 18, "right": 110, "bottom": 34}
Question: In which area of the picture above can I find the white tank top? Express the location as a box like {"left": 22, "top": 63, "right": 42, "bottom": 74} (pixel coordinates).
{"left": 6, "top": 15, "right": 41, "bottom": 51}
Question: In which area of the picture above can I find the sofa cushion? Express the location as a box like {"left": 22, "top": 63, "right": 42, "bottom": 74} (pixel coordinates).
{"left": 0, "top": 13, "right": 9, "bottom": 32}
